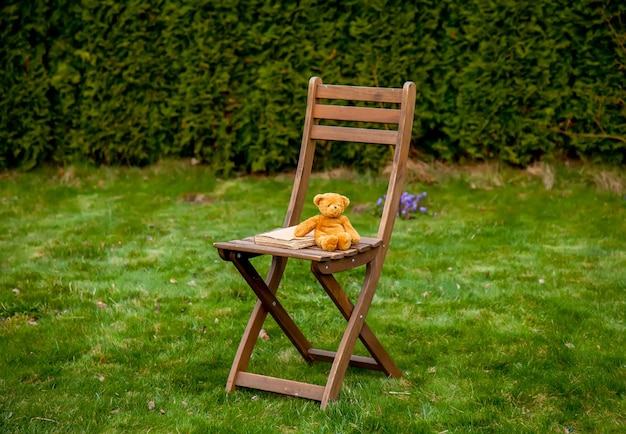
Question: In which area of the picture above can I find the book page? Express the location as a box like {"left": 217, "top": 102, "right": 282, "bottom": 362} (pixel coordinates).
{"left": 257, "top": 226, "right": 313, "bottom": 240}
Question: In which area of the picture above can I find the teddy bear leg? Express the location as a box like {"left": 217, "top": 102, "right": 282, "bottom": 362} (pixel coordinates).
{"left": 337, "top": 233, "right": 351, "bottom": 250}
{"left": 318, "top": 235, "right": 338, "bottom": 251}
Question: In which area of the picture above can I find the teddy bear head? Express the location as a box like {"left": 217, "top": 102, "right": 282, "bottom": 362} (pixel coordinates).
{"left": 313, "top": 193, "right": 350, "bottom": 218}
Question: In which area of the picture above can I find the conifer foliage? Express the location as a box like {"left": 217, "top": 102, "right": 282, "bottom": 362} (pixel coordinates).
{"left": 1, "top": 0, "right": 624, "bottom": 172}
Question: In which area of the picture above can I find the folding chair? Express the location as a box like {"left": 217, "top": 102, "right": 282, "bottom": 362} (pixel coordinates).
{"left": 214, "top": 76, "right": 416, "bottom": 408}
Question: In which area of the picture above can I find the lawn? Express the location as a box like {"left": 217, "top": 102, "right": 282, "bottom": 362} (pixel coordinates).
{"left": 1, "top": 160, "right": 625, "bottom": 433}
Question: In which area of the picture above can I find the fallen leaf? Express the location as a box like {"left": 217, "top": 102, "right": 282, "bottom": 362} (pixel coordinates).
{"left": 159, "top": 409, "right": 165, "bottom": 414}
{"left": 96, "top": 301, "right": 107, "bottom": 309}
{"left": 259, "top": 329, "right": 270, "bottom": 341}
{"left": 31, "top": 417, "right": 57, "bottom": 423}
{"left": 170, "top": 278, "right": 178, "bottom": 284}
{"left": 98, "top": 375, "right": 105, "bottom": 382}
{"left": 12, "top": 288, "right": 20, "bottom": 294}
{"left": 565, "top": 343, "right": 575, "bottom": 349}
{"left": 148, "top": 401, "right": 156, "bottom": 411}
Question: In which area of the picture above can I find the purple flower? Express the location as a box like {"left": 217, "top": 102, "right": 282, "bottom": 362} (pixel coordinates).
{"left": 376, "top": 190, "right": 432, "bottom": 219}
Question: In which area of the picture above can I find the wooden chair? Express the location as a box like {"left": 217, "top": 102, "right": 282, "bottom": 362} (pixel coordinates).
{"left": 214, "top": 76, "right": 416, "bottom": 408}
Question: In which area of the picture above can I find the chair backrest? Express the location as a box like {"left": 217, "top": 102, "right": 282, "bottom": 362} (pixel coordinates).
{"left": 284, "top": 76, "right": 416, "bottom": 249}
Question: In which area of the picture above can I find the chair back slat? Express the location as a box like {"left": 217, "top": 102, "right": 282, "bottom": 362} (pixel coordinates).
{"left": 313, "top": 104, "right": 401, "bottom": 124}
{"left": 316, "top": 84, "right": 403, "bottom": 103}
{"left": 310, "top": 125, "right": 398, "bottom": 145}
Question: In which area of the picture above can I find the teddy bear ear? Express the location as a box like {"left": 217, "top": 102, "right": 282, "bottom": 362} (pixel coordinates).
{"left": 341, "top": 195, "right": 350, "bottom": 207}
{"left": 313, "top": 194, "right": 325, "bottom": 206}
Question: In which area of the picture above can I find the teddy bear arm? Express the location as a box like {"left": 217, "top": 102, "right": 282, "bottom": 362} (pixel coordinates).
{"left": 340, "top": 216, "right": 360, "bottom": 243}
{"left": 294, "top": 216, "right": 319, "bottom": 237}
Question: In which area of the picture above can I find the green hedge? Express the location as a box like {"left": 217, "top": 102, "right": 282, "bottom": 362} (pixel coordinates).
{"left": 1, "top": 0, "right": 625, "bottom": 173}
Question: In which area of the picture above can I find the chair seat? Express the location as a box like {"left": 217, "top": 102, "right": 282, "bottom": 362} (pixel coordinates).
{"left": 214, "top": 236, "right": 382, "bottom": 262}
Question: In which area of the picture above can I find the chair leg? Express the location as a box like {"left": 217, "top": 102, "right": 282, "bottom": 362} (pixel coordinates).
{"left": 320, "top": 258, "right": 388, "bottom": 408}
{"left": 229, "top": 253, "right": 314, "bottom": 361}
{"left": 225, "top": 254, "right": 294, "bottom": 391}
{"left": 311, "top": 264, "right": 402, "bottom": 379}
{"left": 226, "top": 299, "right": 268, "bottom": 391}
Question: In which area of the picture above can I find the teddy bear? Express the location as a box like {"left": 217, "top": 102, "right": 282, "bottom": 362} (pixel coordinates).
{"left": 294, "top": 192, "right": 360, "bottom": 251}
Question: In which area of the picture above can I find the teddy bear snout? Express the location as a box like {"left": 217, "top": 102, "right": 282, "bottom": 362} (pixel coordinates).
{"left": 328, "top": 204, "right": 341, "bottom": 215}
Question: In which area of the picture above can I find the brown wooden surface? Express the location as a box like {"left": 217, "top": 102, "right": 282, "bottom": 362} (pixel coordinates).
{"left": 319, "top": 255, "right": 386, "bottom": 407}
{"left": 312, "top": 104, "right": 401, "bottom": 124}
{"left": 311, "top": 264, "right": 402, "bottom": 378}
{"left": 236, "top": 372, "right": 325, "bottom": 401}
{"left": 225, "top": 255, "right": 289, "bottom": 391}
{"left": 308, "top": 349, "right": 383, "bottom": 371}
{"left": 227, "top": 251, "right": 314, "bottom": 362}
{"left": 315, "top": 83, "right": 404, "bottom": 103}
{"left": 214, "top": 76, "right": 416, "bottom": 408}
{"left": 282, "top": 76, "right": 320, "bottom": 228}
{"left": 310, "top": 125, "right": 398, "bottom": 145}
{"left": 214, "top": 237, "right": 381, "bottom": 262}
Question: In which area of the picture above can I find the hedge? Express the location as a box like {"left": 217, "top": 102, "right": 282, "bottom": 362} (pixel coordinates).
{"left": 1, "top": 0, "right": 625, "bottom": 173}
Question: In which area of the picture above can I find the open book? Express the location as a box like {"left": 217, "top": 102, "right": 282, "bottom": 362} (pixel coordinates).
{"left": 254, "top": 226, "right": 316, "bottom": 249}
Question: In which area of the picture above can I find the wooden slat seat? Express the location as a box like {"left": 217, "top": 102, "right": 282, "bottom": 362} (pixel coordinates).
{"left": 214, "top": 236, "right": 382, "bottom": 262}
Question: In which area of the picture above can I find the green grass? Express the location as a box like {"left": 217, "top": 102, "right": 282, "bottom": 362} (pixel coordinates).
{"left": 1, "top": 160, "right": 625, "bottom": 433}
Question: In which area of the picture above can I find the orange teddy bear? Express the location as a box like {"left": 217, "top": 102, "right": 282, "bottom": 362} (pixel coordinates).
{"left": 294, "top": 192, "right": 360, "bottom": 251}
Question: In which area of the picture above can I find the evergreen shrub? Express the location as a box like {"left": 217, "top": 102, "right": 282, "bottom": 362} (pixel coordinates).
{"left": 1, "top": 0, "right": 624, "bottom": 172}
